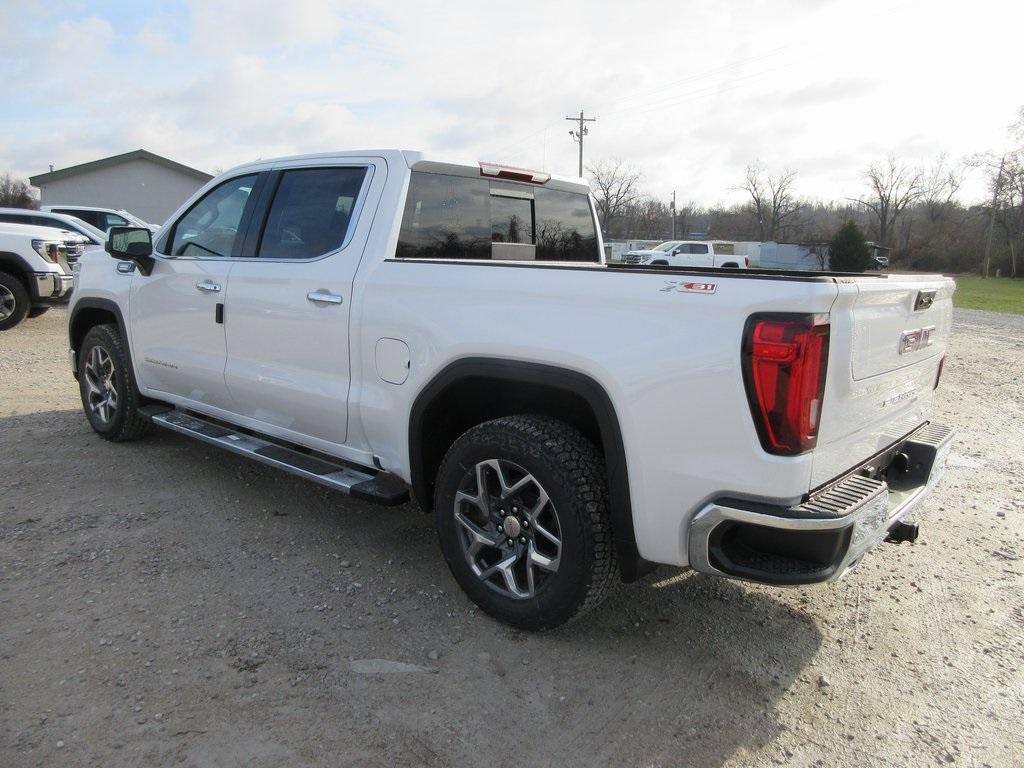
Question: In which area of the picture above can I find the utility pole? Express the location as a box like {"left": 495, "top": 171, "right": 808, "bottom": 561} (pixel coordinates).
{"left": 982, "top": 154, "right": 1006, "bottom": 279}
{"left": 566, "top": 110, "right": 596, "bottom": 178}
{"left": 670, "top": 190, "right": 676, "bottom": 239}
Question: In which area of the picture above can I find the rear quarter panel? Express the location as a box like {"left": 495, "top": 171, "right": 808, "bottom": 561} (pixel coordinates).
{"left": 351, "top": 260, "right": 839, "bottom": 567}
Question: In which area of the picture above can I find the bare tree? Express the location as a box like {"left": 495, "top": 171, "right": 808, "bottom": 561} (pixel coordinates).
{"left": 587, "top": 159, "right": 642, "bottom": 236}
{"left": 0, "top": 173, "right": 37, "bottom": 208}
{"left": 921, "top": 154, "right": 964, "bottom": 221}
{"left": 851, "top": 155, "right": 925, "bottom": 248}
{"left": 994, "top": 151, "right": 1024, "bottom": 278}
{"left": 740, "top": 162, "right": 801, "bottom": 241}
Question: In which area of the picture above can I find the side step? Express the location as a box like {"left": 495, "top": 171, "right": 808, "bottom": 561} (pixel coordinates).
{"left": 147, "top": 408, "right": 409, "bottom": 506}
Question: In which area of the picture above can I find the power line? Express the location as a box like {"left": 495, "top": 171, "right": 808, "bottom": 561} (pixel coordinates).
{"left": 566, "top": 110, "right": 597, "bottom": 177}
{"left": 593, "top": 45, "right": 789, "bottom": 115}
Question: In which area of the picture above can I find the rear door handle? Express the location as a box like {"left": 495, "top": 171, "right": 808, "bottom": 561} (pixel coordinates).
{"left": 196, "top": 280, "right": 221, "bottom": 293}
{"left": 307, "top": 290, "right": 343, "bottom": 305}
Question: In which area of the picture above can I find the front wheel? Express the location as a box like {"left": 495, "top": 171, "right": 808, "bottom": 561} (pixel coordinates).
{"left": 434, "top": 415, "right": 616, "bottom": 629}
{"left": 78, "top": 324, "right": 152, "bottom": 442}
{"left": 0, "top": 272, "right": 29, "bottom": 331}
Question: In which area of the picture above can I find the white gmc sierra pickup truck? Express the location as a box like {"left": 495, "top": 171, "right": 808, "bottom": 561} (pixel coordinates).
{"left": 0, "top": 223, "right": 76, "bottom": 330}
{"left": 623, "top": 240, "right": 747, "bottom": 268}
{"left": 67, "top": 150, "right": 954, "bottom": 629}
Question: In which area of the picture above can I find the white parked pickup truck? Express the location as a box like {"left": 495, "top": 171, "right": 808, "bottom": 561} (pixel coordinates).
{"left": 0, "top": 224, "right": 75, "bottom": 329}
{"left": 67, "top": 150, "right": 954, "bottom": 629}
{"left": 623, "top": 240, "right": 748, "bottom": 268}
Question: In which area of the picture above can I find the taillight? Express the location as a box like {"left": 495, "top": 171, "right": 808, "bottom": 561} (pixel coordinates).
{"left": 742, "top": 314, "right": 830, "bottom": 455}
{"left": 934, "top": 355, "right": 945, "bottom": 389}
{"left": 744, "top": 256, "right": 750, "bottom": 268}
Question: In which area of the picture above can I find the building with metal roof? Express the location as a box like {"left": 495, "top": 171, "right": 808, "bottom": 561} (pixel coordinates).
{"left": 29, "top": 149, "right": 213, "bottom": 225}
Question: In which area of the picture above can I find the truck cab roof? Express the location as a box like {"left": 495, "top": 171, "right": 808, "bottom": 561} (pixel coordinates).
{"left": 222, "top": 150, "right": 591, "bottom": 195}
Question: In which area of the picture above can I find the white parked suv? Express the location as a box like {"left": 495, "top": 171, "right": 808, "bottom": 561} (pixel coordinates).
{"left": 67, "top": 150, "right": 953, "bottom": 628}
{"left": 624, "top": 240, "right": 748, "bottom": 268}
{"left": 0, "top": 224, "right": 75, "bottom": 329}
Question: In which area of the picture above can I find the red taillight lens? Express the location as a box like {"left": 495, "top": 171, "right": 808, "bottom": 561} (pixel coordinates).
{"left": 934, "top": 355, "right": 945, "bottom": 389}
{"left": 742, "top": 314, "right": 830, "bottom": 455}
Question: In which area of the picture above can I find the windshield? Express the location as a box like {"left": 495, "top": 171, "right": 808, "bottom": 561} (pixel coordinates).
{"left": 66, "top": 217, "right": 106, "bottom": 241}
{"left": 653, "top": 241, "right": 680, "bottom": 252}
{"left": 121, "top": 211, "right": 150, "bottom": 227}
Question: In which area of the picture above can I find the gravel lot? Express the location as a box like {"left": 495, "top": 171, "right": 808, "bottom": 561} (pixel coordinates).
{"left": 1, "top": 307, "right": 1022, "bottom": 768}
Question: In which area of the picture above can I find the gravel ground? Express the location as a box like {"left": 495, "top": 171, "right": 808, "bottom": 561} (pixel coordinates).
{"left": 1, "top": 307, "right": 1021, "bottom": 768}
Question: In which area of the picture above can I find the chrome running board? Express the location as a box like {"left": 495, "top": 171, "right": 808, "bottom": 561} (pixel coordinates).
{"left": 148, "top": 408, "right": 409, "bottom": 506}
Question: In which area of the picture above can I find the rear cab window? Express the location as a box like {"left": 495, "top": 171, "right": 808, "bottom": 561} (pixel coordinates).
{"left": 396, "top": 170, "right": 599, "bottom": 263}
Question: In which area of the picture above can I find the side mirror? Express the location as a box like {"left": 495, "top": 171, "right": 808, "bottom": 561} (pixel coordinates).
{"left": 105, "top": 226, "right": 154, "bottom": 275}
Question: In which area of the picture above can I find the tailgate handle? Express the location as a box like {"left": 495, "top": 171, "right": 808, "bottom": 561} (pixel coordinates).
{"left": 914, "top": 290, "right": 936, "bottom": 311}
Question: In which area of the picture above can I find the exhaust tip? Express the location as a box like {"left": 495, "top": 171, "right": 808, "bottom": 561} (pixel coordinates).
{"left": 885, "top": 520, "right": 919, "bottom": 544}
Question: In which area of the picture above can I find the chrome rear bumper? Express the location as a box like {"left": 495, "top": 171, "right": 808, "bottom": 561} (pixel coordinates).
{"left": 687, "top": 423, "right": 953, "bottom": 585}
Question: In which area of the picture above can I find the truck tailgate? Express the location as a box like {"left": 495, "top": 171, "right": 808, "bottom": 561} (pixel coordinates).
{"left": 811, "top": 275, "right": 955, "bottom": 488}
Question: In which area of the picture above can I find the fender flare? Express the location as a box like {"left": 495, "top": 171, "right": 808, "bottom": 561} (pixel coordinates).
{"left": 0, "top": 251, "right": 35, "bottom": 293}
{"left": 68, "top": 298, "right": 130, "bottom": 375}
{"left": 409, "top": 357, "right": 652, "bottom": 581}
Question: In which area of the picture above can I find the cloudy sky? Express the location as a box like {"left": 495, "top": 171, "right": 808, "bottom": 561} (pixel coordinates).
{"left": 1, "top": 0, "right": 1020, "bottom": 207}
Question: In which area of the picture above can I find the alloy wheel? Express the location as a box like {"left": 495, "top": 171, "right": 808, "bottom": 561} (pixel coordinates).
{"left": 83, "top": 345, "right": 119, "bottom": 424}
{"left": 0, "top": 284, "right": 15, "bottom": 321}
{"left": 453, "top": 459, "right": 562, "bottom": 599}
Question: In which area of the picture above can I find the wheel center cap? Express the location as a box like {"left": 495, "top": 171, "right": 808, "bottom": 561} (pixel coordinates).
{"left": 502, "top": 515, "right": 521, "bottom": 538}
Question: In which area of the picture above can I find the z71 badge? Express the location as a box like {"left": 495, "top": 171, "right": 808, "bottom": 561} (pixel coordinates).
{"left": 660, "top": 280, "right": 717, "bottom": 295}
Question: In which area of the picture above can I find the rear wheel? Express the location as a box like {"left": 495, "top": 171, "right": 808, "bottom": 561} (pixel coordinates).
{"left": 0, "top": 272, "right": 29, "bottom": 331}
{"left": 434, "top": 415, "right": 616, "bottom": 629}
{"left": 651, "top": 260, "right": 668, "bottom": 266}
{"left": 78, "top": 324, "right": 152, "bottom": 442}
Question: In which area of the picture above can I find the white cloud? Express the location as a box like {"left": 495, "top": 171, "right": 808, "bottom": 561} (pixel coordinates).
{"left": 1, "top": 0, "right": 1021, "bottom": 206}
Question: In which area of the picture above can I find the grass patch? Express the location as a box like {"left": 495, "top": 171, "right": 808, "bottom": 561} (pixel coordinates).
{"left": 952, "top": 276, "right": 1024, "bottom": 315}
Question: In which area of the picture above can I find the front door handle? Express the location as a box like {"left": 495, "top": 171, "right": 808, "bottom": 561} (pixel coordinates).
{"left": 307, "top": 290, "right": 343, "bottom": 305}
{"left": 196, "top": 280, "right": 221, "bottom": 293}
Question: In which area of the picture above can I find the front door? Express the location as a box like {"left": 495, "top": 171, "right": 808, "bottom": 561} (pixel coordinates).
{"left": 222, "top": 160, "right": 381, "bottom": 450}
{"left": 129, "top": 172, "right": 260, "bottom": 411}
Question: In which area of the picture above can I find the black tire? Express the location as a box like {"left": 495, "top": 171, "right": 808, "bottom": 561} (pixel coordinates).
{"left": 434, "top": 415, "right": 616, "bottom": 630}
{"left": 651, "top": 260, "right": 668, "bottom": 266}
{"left": 78, "top": 324, "right": 152, "bottom": 442}
{"left": 721, "top": 262, "right": 739, "bottom": 268}
{"left": 0, "top": 271, "right": 30, "bottom": 331}
{"left": 27, "top": 306, "right": 50, "bottom": 319}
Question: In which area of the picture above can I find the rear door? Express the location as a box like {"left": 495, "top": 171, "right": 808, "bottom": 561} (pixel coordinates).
{"left": 810, "top": 276, "right": 954, "bottom": 486}
{"left": 222, "top": 158, "right": 383, "bottom": 450}
{"left": 685, "top": 242, "right": 714, "bottom": 267}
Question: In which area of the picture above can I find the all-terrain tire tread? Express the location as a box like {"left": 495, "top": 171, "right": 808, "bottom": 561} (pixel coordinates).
{"left": 435, "top": 414, "right": 617, "bottom": 629}
{"left": 80, "top": 324, "right": 152, "bottom": 442}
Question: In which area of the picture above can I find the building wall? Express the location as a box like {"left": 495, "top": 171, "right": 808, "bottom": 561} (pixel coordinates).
{"left": 36, "top": 158, "right": 209, "bottom": 225}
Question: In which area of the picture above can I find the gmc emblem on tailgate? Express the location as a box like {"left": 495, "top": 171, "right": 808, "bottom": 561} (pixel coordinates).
{"left": 899, "top": 325, "right": 936, "bottom": 354}
{"left": 914, "top": 290, "right": 937, "bottom": 311}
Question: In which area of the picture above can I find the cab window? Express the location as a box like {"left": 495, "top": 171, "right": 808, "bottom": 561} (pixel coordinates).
{"left": 169, "top": 175, "right": 257, "bottom": 257}
{"left": 397, "top": 171, "right": 599, "bottom": 262}
{"left": 257, "top": 167, "right": 368, "bottom": 259}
